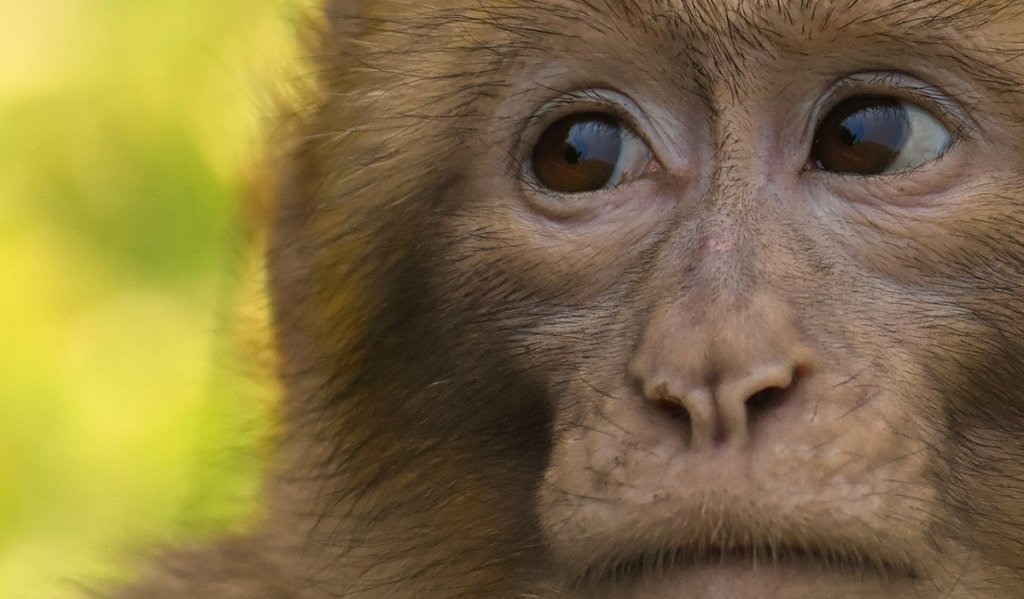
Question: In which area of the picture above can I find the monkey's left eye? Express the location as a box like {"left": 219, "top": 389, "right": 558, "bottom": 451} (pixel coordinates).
{"left": 531, "top": 113, "right": 652, "bottom": 193}
{"left": 811, "top": 95, "right": 952, "bottom": 175}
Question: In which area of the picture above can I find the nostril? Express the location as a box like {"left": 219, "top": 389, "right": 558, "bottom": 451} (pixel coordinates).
{"left": 651, "top": 395, "right": 695, "bottom": 448}
{"left": 715, "top": 362, "right": 809, "bottom": 446}
{"left": 646, "top": 384, "right": 713, "bottom": 449}
{"left": 744, "top": 363, "right": 808, "bottom": 431}
{"left": 654, "top": 397, "right": 688, "bottom": 421}
{"left": 746, "top": 386, "right": 788, "bottom": 421}
{"left": 640, "top": 361, "right": 811, "bottom": 450}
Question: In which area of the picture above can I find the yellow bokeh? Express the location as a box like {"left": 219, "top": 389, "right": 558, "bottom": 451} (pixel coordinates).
{"left": 0, "top": 1, "right": 298, "bottom": 595}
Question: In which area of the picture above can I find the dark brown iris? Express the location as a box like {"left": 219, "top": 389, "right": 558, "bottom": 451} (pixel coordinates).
{"left": 812, "top": 96, "right": 910, "bottom": 175}
{"left": 532, "top": 113, "right": 622, "bottom": 193}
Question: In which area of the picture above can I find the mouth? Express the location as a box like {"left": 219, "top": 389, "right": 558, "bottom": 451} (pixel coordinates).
{"left": 573, "top": 539, "right": 918, "bottom": 589}
{"left": 560, "top": 505, "right": 921, "bottom": 594}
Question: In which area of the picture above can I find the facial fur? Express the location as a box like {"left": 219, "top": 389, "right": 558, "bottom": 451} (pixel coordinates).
{"left": 120, "top": 1, "right": 1024, "bottom": 597}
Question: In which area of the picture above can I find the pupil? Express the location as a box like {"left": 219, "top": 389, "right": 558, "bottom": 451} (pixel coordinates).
{"left": 565, "top": 145, "right": 583, "bottom": 164}
{"left": 840, "top": 126, "right": 856, "bottom": 146}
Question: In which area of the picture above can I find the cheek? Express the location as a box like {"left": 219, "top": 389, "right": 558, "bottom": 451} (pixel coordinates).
{"left": 806, "top": 170, "right": 1024, "bottom": 285}
{"left": 436, "top": 185, "right": 675, "bottom": 305}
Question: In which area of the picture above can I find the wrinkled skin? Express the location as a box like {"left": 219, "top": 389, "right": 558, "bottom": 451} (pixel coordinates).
{"left": 119, "top": 1, "right": 1024, "bottom": 597}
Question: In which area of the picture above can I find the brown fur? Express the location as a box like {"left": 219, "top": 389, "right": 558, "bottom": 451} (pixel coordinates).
{"left": 118, "top": 1, "right": 1024, "bottom": 597}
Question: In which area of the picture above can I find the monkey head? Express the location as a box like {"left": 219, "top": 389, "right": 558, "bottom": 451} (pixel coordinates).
{"left": 247, "top": 1, "right": 1024, "bottom": 597}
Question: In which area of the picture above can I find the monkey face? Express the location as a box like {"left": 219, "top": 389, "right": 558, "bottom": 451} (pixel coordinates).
{"left": 271, "top": 1, "right": 1024, "bottom": 597}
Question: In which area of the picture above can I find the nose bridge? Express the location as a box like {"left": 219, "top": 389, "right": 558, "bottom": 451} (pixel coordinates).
{"left": 696, "top": 84, "right": 778, "bottom": 274}
{"left": 629, "top": 114, "right": 807, "bottom": 448}
{"left": 680, "top": 142, "right": 773, "bottom": 295}
{"left": 690, "top": 215, "right": 753, "bottom": 293}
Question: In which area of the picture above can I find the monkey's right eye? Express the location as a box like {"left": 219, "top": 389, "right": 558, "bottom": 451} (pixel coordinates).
{"left": 531, "top": 113, "right": 652, "bottom": 193}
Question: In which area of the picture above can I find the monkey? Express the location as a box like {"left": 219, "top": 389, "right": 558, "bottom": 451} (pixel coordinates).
{"left": 115, "top": 1, "right": 1024, "bottom": 597}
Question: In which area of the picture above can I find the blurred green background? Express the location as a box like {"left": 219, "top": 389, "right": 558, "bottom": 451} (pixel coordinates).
{"left": 0, "top": 1, "right": 298, "bottom": 595}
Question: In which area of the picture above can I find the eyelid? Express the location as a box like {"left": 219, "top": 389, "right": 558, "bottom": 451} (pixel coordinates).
{"left": 520, "top": 88, "right": 660, "bottom": 171}
{"left": 526, "top": 89, "right": 640, "bottom": 131}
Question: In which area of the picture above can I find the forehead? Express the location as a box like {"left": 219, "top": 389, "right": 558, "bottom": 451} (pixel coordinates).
{"left": 358, "top": 0, "right": 1024, "bottom": 103}
{"left": 549, "top": 0, "right": 1024, "bottom": 45}
{"left": 540, "top": 0, "right": 1024, "bottom": 83}
{"left": 639, "top": 0, "right": 1015, "bottom": 24}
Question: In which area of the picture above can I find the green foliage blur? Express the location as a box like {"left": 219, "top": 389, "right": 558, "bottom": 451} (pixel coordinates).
{"left": 0, "top": 1, "right": 298, "bottom": 595}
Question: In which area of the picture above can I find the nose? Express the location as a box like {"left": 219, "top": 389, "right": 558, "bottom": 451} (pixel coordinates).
{"left": 629, "top": 293, "right": 813, "bottom": 450}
